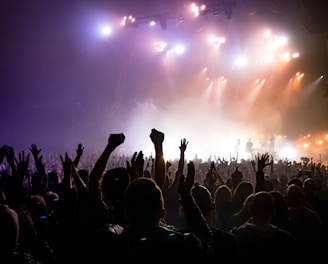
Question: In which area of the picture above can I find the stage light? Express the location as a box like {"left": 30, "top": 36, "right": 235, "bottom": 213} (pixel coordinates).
{"left": 153, "top": 41, "right": 167, "bottom": 52}
{"left": 262, "top": 54, "right": 274, "bottom": 64}
{"left": 122, "top": 15, "right": 137, "bottom": 28}
{"left": 174, "top": 45, "right": 185, "bottom": 55}
{"left": 281, "top": 52, "right": 291, "bottom": 62}
{"left": 191, "top": 3, "right": 207, "bottom": 17}
{"left": 277, "top": 36, "right": 288, "bottom": 45}
{"left": 100, "top": 25, "right": 112, "bottom": 36}
{"left": 209, "top": 34, "right": 225, "bottom": 51}
{"left": 292, "top": 52, "right": 300, "bottom": 58}
{"left": 234, "top": 56, "right": 248, "bottom": 67}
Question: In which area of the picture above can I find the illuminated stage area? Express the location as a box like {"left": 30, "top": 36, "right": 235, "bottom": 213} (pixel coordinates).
{"left": 1, "top": 0, "right": 328, "bottom": 163}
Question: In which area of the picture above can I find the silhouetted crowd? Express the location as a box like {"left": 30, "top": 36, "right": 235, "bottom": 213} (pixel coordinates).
{"left": 1, "top": 128, "right": 328, "bottom": 263}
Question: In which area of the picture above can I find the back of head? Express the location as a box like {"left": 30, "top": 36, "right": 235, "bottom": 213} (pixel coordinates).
{"left": 243, "top": 193, "right": 255, "bottom": 208}
{"left": 214, "top": 185, "right": 232, "bottom": 209}
{"left": 250, "top": 191, "right": 275, "bottom": 220}
{"left": 302, "top": 177, "right": 316, "bottom": 196}
{"left": 233, "top": 180, "right": 254, "bottom": 205}
{"left": 191, "top": 182, "right": 213, "bottom": 217}
{"left": 102, "top": 167, "right": 130, "bottom": 202}
{"left": 124, "top": 177, "right": 164, "bottom": 225}
{"left": 0, "top": 204, "right": 19, "bottom": 256}
{"left": 286, "top": 184, "right": 303, "bottom": 207}
{"left": 231, "top": 169, "right": 243, "bottom": 189}
{"left": 269, "top": 190, "right": 289, "bottom": 225}
{"left": 25, "top": 194, "right": 48, "bottom": 219}
{"left": 287, "top": 178, "right": 302, "bottom": 189}
{"left": 270, "top": 178, "right": 281, "bottom": 191}
{"left": 25, "top": 194, "right": 48, "bottom": 234}
{"left": 43, "top": 191, "right": 60, "bottom": 220}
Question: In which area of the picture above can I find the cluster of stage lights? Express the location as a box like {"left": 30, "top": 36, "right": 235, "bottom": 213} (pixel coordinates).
{"left": 99, "top": 2, "right": 300, "bottom": 69}
{"left": 151, "top": 28, "right": 300, "bottom": 73}
{"left": 120, "top": 1, "right": 235, "bottom": 29}
{"left": 231, "top": 30, "right": 300, "bottom": 69}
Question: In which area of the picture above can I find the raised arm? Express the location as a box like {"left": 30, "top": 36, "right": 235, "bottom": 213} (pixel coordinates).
{"left": 73, "top": 143, "right": 84, "bottom": 168}
{"left": 29, "top": 144, "right": 48, "bottom": 195}
{"left": 126, "top": 151, "right": 144, "bottom": 181}
{"left": 5, "top": 146, "right": 17, "bottom": 177}
{"left": 149, "top": 128, "right": 166, "bottom": 190}
{"left": 173, "top": 138, "right": 188, "bottom": 185}
{"left": 0, "top": 145, "right": 10, "bottom": 202}
{"left": 255, "top": 153, "right": 272, "bottom": 192}
{"left": 88, "top": 133, "right": 125, "bottom": 200}
{"left": 0, "top": 145, "right": 10, "bottom": 165}
{"left": 178, "top": 161, "right": 214, "bottom": 257}
{"left": 29, "top": 144, "right": 43, "bottom": 172}
{"left": 5, "top": 150, "right": 30, "bottom": 209}
{"left": 213, "top": 161, "right": 225, "bottom": 186}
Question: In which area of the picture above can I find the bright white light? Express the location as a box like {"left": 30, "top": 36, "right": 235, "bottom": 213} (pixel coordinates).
{"left": 267, "top": 35, "right": 288, "bottom": 50}
{"left": 209, "top": 34, "right": 225, "bottom": 51}
{"left": 292, "top": 52, "right": 300, "bottom": 58}
{"left": 98, "top": 24, "right": 112, "bottom": 37}
{"left": 191, "top": 3, "right": 206, "bottom": 17}
{"left": 234, "top": 56, "right": 247, "bottom": 67}
{"left": 279, "top": 144, "right": 298, "bottom": 160}
{"left": 149, "top": 21, "right": 156, "bottom": 26}
{"left": 122, "top": 15, "right": 136, "bottom": 26}
{"left": 281, "top": 52, "right": 290, "bottom": 62}
{"left": 174, "top": 45, "right": 185, "bottom": 55}
{"left": 153, "top": 41, "right": 167, "bottom": 52}
{"left": 100, "top": 26, "right": 112, "bottom": 36}
{"left": 277, "top": 36, "right": 288, "bottom": 45}
{"left": 262, "top": 54, "right": 274, "bottom": 64}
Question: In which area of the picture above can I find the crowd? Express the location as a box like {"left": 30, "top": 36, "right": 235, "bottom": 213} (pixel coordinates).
{"left": 1, "top": 128, "right": 328, "bottom": 263}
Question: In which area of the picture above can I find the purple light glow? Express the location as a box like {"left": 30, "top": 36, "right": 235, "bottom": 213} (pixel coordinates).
{"left": 1, "top": 0, "right": 328, "bottom": 162}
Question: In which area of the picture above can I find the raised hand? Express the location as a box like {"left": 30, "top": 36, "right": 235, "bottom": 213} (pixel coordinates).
{"left": 76, "top": 143, "right": 84, "bottom": 157}
{"left": 60, "top": 152, "right": 73, "bottom": 190}
{"left": 30, "top": 143, "right": 42, "bottom": 158}
{"left": 14, "top": 150, "right": 30, "bottom": 184}
{"left": 209, "top": 161, "right": 217, "bottom": 174}
{"left": 166, "top": 161, "right": 172, "bottom": 170}
{"left": 257, "top": 153, "right": 271, "bottom": 172}
{"left": 89, "top": 132, "right": 125, "bottom": 200}
{"left": 73, "top": 143, "right": 84, "bottom": 167}
{"left": 149, "top": 128, "right": 164, "bottom": 146}
{"left": 178, "top": 161, "right": 195, "bottom": 198}
{"left": 149, "top": 128, "right": 165, "bottom": 189}
{"left": 0, "top": 145, "right": 10, "bottom": 164}
{"left": 5, "top": 146, "right": 16, "bottom": 166}
{"left": 108, "top": 133, "right": 125, "bottom": 149}
{"left": 30, "top": 143, "right": 45, "bottom": 172}
{"left": 126, "top": 151, "right": 144, "bottom": 180}
{"left": 179, "top": 138, "right": 188, "bottom": 152}
{"left": 174, "top": 137, "right": 188, "bottom": 186}
{"left": 255, "top": 153, "right": 272, "bottom": 192}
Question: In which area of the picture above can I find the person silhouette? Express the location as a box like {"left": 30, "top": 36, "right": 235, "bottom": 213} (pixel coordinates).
{"left": 245, "top": 138, "right": 254, "bottom": 159}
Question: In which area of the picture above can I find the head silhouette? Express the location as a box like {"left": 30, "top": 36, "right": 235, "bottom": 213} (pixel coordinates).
{"left": 124, "top": 177, "right": 165, "bottom": 226}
